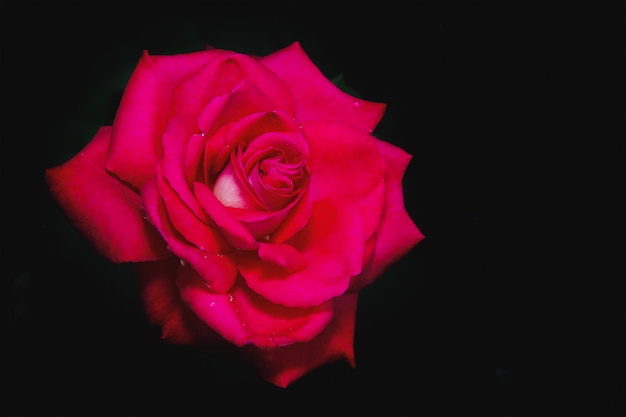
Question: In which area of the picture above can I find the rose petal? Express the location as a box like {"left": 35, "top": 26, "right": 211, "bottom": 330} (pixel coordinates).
{"left": 242, "top": 293, "right": 358, "bottom": 388}
{"left": 261, "top": 41, "right": 386, "bottom": 132}
{"left": 106, "top": 48, "right": 234, "bottom": 189}
{"left": 156, "top": 165, "right": 226, "bottom": 254}
{"left": 142, "top": 178, "right": 237, "bottom": 293}
{"left": 237, "top": 199, "right": 365, "bottom": 308}
{"left": 223, "top": 110, "right": 302, "bottom": 150}
{"left": 46, "top": 126, "right": 170, "bottom": 262}
{"left": 135, "top": 258, "right": 224, "bottom": 346}
{"left": 350, "top": 139, "right": 425, "bottom": 291}
{"left": 257, "top": 242, "right": 308, "bottom": 273}
{"left": 160, "top": 114, "right": 208, "bottom": 222}
{"left": 193, "top": 181, "right": 258, "bottom": 250}
{"left": 198, "top": 80, "right": 278, "bottom": 137}
{"left": 304, "top": 120, "right": 387, "bottom": 239}
{"left": 172, "top": 53, "right": 295, "bottom": 117}
{"left": 177, "top": 271, "right": 334, "bottom": 349}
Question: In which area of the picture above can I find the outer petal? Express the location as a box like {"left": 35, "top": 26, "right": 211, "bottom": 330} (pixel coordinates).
{"left": 171, "top": 53, "right": 295, "bottom": 117}
{"left": 350, "top": 139, "right": 425, "bottom": 291}
{"left": 242, "top": 293, "right": 358, "bottom": 388}
{"left": 45, "top": 126, "right": 170, "bottom": 262}
{"left": 305, "top": 120, "right": 386, "bottom": 239}
{"left": 260, "top": 42, "right": 386, "bottom": 131}
{"left": 135, "top": 258, "right": 224, "bottom": 346}
{"left": 237, "top": 199, "right": 365, "bottom": 308}
{"left": 177, "top": 271, "right": 334, "bottom": 349}
{"left": 106, "top": 48, "right": 235, "bottom": 189}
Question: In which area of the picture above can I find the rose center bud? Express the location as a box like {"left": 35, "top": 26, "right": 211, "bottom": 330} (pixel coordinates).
{"left": 213, "top": 131, "right": 309, "bottom": 212}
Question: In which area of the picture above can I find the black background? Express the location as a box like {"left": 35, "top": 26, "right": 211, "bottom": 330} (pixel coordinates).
{"left": 3, "top": 1, "right": 624, "bottom": 416}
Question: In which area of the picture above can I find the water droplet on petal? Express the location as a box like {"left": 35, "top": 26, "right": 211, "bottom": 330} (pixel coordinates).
{"left": 209, "top": 301, "right": 216, "bottom": 307}
{"left": 179, "top": 259, "right": 186, "bottom": 267}
{"left": 353, "top": 100, "right": 360, "bottom": 107}
{"left": 228, "top": 294, "right": 234, "bottom": 302}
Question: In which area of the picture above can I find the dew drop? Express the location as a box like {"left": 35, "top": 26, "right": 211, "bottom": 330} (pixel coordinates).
{"left": 228, "top": 294, "right": 234, "bottom": 302}
{"left": 209, "top": 301, "right": 216, "bottom": 307}
{"left": 353, "top": 100, "right": 360, "bottom": 107}
{"left": 179, "top": 259, "right": 186, "bottom": 267}
{"left": 216, "top": 253, "right": 224, "bottom": 258}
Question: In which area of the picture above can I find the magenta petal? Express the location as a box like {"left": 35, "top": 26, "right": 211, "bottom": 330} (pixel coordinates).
{"left": 198, "top": 80, "right": 278, "bottom": 137}
{"left": 193, "top": 181, "right": 258, "bottom": 250}
{"left": 304, "top": 120, "right": 386, "bottom": 239}
{"left": 258, "top": 242, "right": 308, "bottom": 273}
{"left": 142, "top": 178, "right": 237, "bottom": 293}
{"left": 160, "top": 114, "right": 208, "bottom": 222}
{"left": 106, "top": 49, "right": 233, "bottom": 189}
{"left": 238, "top": 200, "right": 365, "bottom": 308}
{"left": 46, "top": 126, "right": 169, "bottom": 262}
{"left": 135, "top": 258, "right": 223, "bottom": 346}
{"left": 350, "top": 139, "right": 425, "bottom": 291}
{"left": 172, "top": 53, "right": 295, "bottom": 117}
{"left": 156, "top": 166, "right": 226, "bottom": 254}
{"left": 261, "top": 42, "right": 386, "bottom": 132}
{"left": 243, "top": 293, "right": 358, "bottom": 388}
{"left": 177, "top": 271, "right": 334, "bottom": 348}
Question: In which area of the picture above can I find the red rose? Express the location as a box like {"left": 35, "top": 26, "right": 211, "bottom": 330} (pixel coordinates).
{"left": 45, "top": 41, "right": 424, "bottom": 388}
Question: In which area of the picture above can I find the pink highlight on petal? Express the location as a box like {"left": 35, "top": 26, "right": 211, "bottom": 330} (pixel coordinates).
{"left": 46, "top": 126, "right": 169, "bottom": 263}
{"left": 226, "top": 189, "right": 305, "bottom": 241}
{"left": 193, "top": 181, "right": 258, "bottom": 250}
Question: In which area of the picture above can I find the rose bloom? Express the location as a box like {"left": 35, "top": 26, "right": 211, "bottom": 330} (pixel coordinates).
{"left": 45, "top": 41, "right": 424, "bottom": 388}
